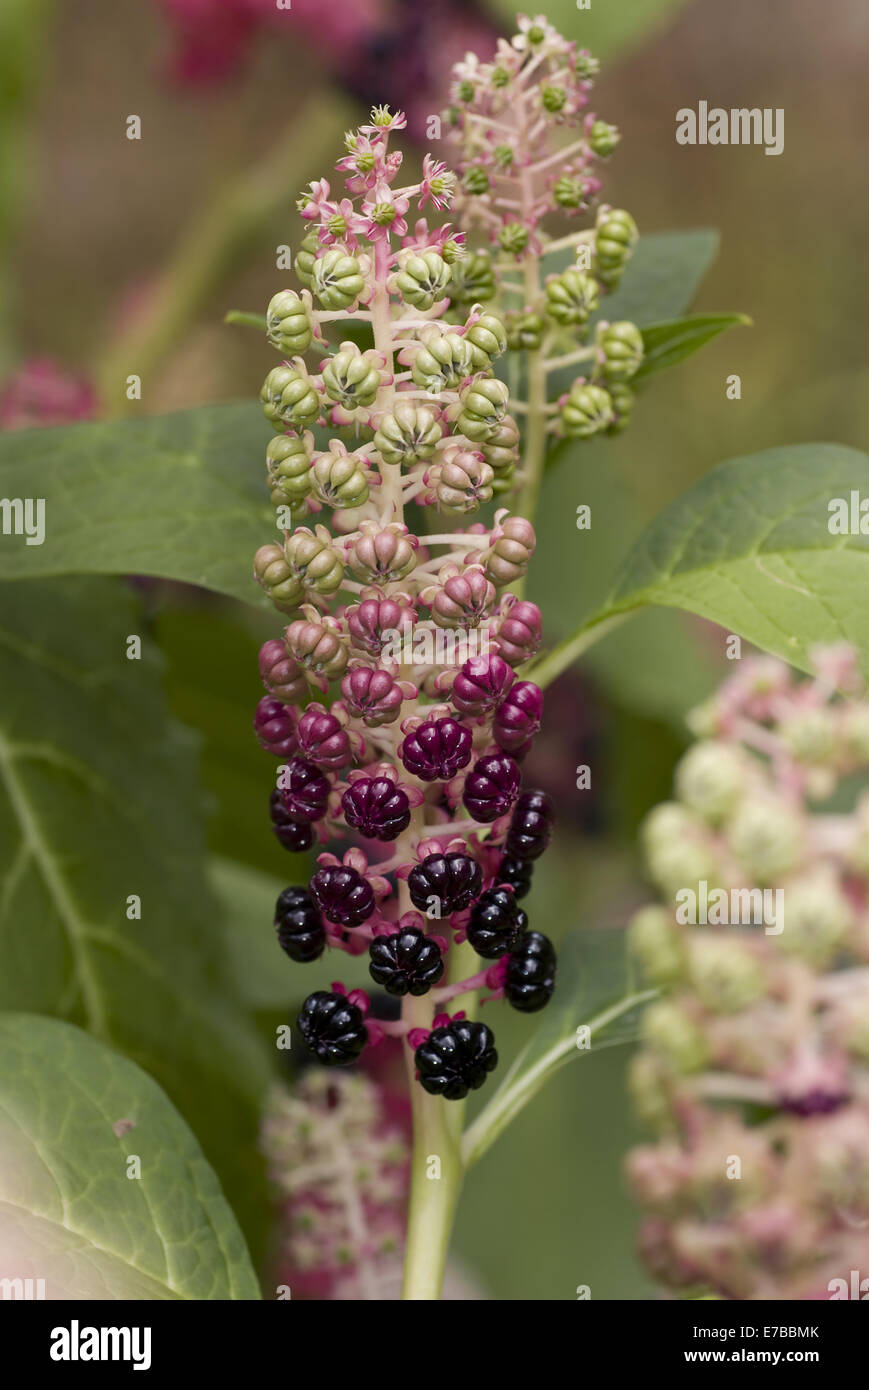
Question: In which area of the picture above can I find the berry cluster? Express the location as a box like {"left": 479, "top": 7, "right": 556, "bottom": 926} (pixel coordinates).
{"left": 626, "top": 646, "right": 869, "bottom": 1299}
{"left": 253, "top": 110, "right": 558, "bottom": 1100}
{"left": 443, "top": 17, "right": 644, "bottom": 447}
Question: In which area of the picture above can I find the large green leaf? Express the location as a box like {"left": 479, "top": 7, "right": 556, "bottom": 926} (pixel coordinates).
{"left": 461, "top": 930, "right": 655, "bottom": 1166}
{"left": 634, "top": 313, "right": 751, "bottom": 382}
{"left": 0, "top": 1014, "right": 259, "bottom": 1300}
{"left": 530, "top": 443, "right": 869, "bottom": 688}
{"left": 0, "top": 403, "right": 271, "bottom": 601}
{"left": 0, "top": 577, "right": 271, "bottom": 1254}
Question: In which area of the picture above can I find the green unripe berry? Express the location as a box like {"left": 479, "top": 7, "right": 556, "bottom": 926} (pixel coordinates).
{"left": 293, "top": 231, "right": 320, "bottom": 290}
{"left": 321, "top": 342, "right": 383, "bottom": 410}
{"left": 457, "top": 80, "right": 475, "bottom": 103}
{"left": 589, "top": 119, "right": 621, "bottom": 157}
{"left": 254, "top": 543, "right": 305, "bottom": 612}
{"left": 493, "top": 144, "right": 514, "bottom": 168}
{"left": 266, "top": 433, "right": 313, "bottom": 507}
{"left": 498, "top": 223, "right": 529, "bottom": 256}
{"left": 505, "top": 310, "right": 546, "bottom": 352}
{"left": 285, "top": 525, "right": 345, "bottom": 598}
{"left": 465, "top": 312, "right": 507, "bottom": 367}
{"left": 560, "top": 381, "right": 614, "bottom": 438}
{"left": 674, "top": 741, "right": 748, "bottom": 825}
{"left": 394, "top": 252, "right": 451, "bottom": 310}
{"left": 642, "top": 1001, "right": 708, "bottom": 1075}
{"left": 541, "top": 84, "right": 567, "bottom": 112}
{"left": 629, "top": 905, "right": 687, "bottom": 987}
{"left": 266, "top": 290, "right": 313, "bottom": 355}
{"left": 606, "top": 381, "right": 635, "bottom": 434}
{"left": 261, "top": 363, "right": 321, "bottom": 430}
{"left": 311, "top": 451, "right": 369, "bottom": 510}
{"left": 597, "top": 320, "right": 645, "bottom": 381}
{"left": 479, "top": 416, "right": 520, "bottom": 473}
{"left": 373, "top": 402, "right": 443, "bottom": 467}
{"left": 448, "top": 250, "right": 495, "bottom": 304}
{"left": 777, "top": 871, "right": 851, "bottom": 968}
{"left": 455, "top": 375, "right": 510, "bottom": 441}
{"left": 574, "top": 52, "right": 600, "bottom": 80}
{"left": 410, "top": 328, "right": 475, "bottom": 393}
{"left": 312, "top": 249, "right": 366, "bottom": 310}
{"left": 463, "top": 166, "right": 490, "bottom": 196}
{"left": 686, "top": 938, "right": 765, "bottom": 1014}
{"left": 545, "top": 269, "right": 599, "bottom": 326}
{"left": 728, "top": 797, "right": 803, "bottom": 885}
{"left": 553, "top": 175, "right": 587, "bottom": 210}
{"left": 594, "top": 207, "right": 638, "bottom": 288}
{"left": 491, "top": 66, "right": 511, "bottom": 88}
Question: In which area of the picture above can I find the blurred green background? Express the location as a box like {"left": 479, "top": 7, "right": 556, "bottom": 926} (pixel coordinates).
{"left": 2, "top": 0, "right": 864, "bottom": 1299}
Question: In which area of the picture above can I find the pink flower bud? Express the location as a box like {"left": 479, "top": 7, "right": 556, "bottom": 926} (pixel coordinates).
{"left": 346, "top": 592, "right": 416, "bottom": 657}
{"left": 424, "top": 564, "right": 495, "bottom": 629}
{"left": 341, "top": 663, "right": 415, "bottom": 727}
{"left": 492, "top": 598, "right": 543, "bottom": 666}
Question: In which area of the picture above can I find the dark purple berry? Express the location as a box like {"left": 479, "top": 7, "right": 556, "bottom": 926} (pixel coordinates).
{"left": 496, "top": 853, "right": 533, "bottom": 900}
{"left": 505, "top": 930, "right": 556, "bottom": 1012}
{"left": 400, "top": 716, "right": 473, "bottom": 782}
{"left": 415, "top": 1019, "right": 498, "bottom": 1100}
{"left": 506, "top": 790, "right": 554, "bottom": 860}
{"left": 277, "top": 756, "right": 330, "bottom": 823}
{"left": 467, "top": 886, "right": 525, "bottom": 958}
{"left": 342, "top": 776, "right": 411, "bottom": 842}
{"left": 270, "top": 789, "right": 315, "bottom": 853}
{"left": 463, "top": 752, "right": 521, "bottom": 823}
{"left": 254, "top": 696, "right": 298, "bottom": 757}
{"left": 275, "top": 885, "right": 325, "bottom": 963}
{"left": 493, "top": 681, "right": 543, "bottom": 753}
{"left": 407, "top": 852, "right": 483, "bottom": 916}
{"left": 298, "top": 989, "right": 367, "bottom": 1066}
{"left": 368, "top": 927, "right": 444, "bottom": 997}
{"left": 297, "top": 703, "right": 352, "bottom": 771}
{"left": 310, "top": 864, "right": 375, "bottom": 927}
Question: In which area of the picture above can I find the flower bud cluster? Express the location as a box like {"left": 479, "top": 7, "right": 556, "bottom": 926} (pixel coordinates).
{"left": 443, "top": 15, "right": 644, "bottom": 447}
{"left": 626, "top": 645, "right": 869, "bottom": 1299}
{"left": 251, "top": 111, "right": 558, "bottom": 1100}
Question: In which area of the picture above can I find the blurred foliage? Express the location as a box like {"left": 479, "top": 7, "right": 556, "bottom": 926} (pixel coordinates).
{"left": 488, "top": 0, "right": 692, "bottom": 61}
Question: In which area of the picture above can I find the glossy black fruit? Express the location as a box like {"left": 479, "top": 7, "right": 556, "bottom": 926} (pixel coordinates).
{"left": 368, "top": 927, "right": 445, "bottom": 997}
{"left": 495, "top": 853, "right": 533, "bottom": 899}
{"left": 270, "top": 789, "right": 315, "bottom": 853}
{"left": 414, "top": 1019, "right": 498, "bottom": 1100}
{"left": 505, "top": 790, "right": 554, "bottom": 861}
{"left": 297, "top": 990, "right": 367, "bottom": 1066}
{"left": 407, "top": 852, "right": 483, "bottom": 916}
{"left": 466, "top": 886, "right": 526, "bottom": 958}
{"left": 505, "top": 930, "right": 557, "bottom": 1012}
{"left": 275, "top": 885, "right": 325, "bottom": 963}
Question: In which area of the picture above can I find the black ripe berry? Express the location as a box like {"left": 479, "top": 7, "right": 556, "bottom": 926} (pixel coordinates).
{"left": 270, "top": 789, "right": 315, "bottom": 853}
{"left": 496, "top": 853, "right": 533, "bottom": 900}
{"left": 415, "top": 1019, "right": 498, "bottom": 1100}
{"left": 505, "top": 790, "right": 554, "bottom": 861}
{"left": 505, "top": 931, "right": 557, "bottom": 1013}
{"left": 407, "top": 852, "right": 483, "bottom": 916}
{"left": 275, "top": 886, "right": 325, "bottom": 963}
{"left": 368, "top": 927, "right": 445, "bottom": 997}
{"left": 467, "top": 886, "right": 526, "bottom": 958}
{"left": 298, "top": 990, "right": 367, "bottom": 1066}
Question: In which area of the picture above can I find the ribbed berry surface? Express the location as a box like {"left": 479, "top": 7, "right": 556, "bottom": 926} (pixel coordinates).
{"left": 467, "top": 886, "right": 526, "bottom": 957}
{"left": 495, "top": 853, "right": 533, "bottom": 899}
{"left": 310, "top": 864, "right": 375, "bottom": 927}
{"left": 275, "top": 885, "right": 326, "bottom": 963}
{"left": 270, "top": 789, "right": 315, "bottom": 853}
{"left": 463, "top": 752, "right": 521, "bottom": 823}
{"left": 278, "top": 756, "right": 330, "bottom": 823}
{"left": 407, "top": 852, "right": 483, "bottom": 915}
{"left": 505, "top": 930, "right": 557, "bottom": 1012}
{"left": 505, "top": 789, "right": 554, "bottom": 860}
{"left": 415, "top": 1019, "right": 498, "bottom": 1100}
{"left": 368, "top": 927, "right": 444, "bottom": 996}
{"left": 342, "top": 776, "right": 410, "bottom": 841}
{"left": 400, "top": 716, "right": 473, "bottom": 782}
{"left": 298, "top": 990, "right": 367, "bottom": 1066}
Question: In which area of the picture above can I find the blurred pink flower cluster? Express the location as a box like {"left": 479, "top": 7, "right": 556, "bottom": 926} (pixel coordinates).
{"left": 0, "top": 358, "right": 95, "bottom": 431}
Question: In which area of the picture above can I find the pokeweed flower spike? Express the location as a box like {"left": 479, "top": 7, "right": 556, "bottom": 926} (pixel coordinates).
{"left": 625, "top": 644, "right": 869, "bottom": 1300}
{"left": 443, "top": 15, "right": 646, "bottom": 512}
{"left": 249, "top": 101, "right": 561, "bottom": 1110}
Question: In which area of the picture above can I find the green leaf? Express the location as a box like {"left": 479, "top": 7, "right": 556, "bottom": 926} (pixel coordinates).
{"left": 461, "top": 930, "right": 655, "bottom": 1166}
{"left": 0, "top": 402, "right": 271, "bottom": 602}
{"left": 530, "top": 443, "right": 869, "bottom": 688}
{"left": 0, "top": 577, "right": 271, "bottom": 1254}
{"left": 212, "top": 857, "right": 370, "bottom": 1009}
{"left": 634, "top": 313, "right": 751, "bottom": 382}
{"left": 0, "top": 1013, "right": 259, "bottom": 1299}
